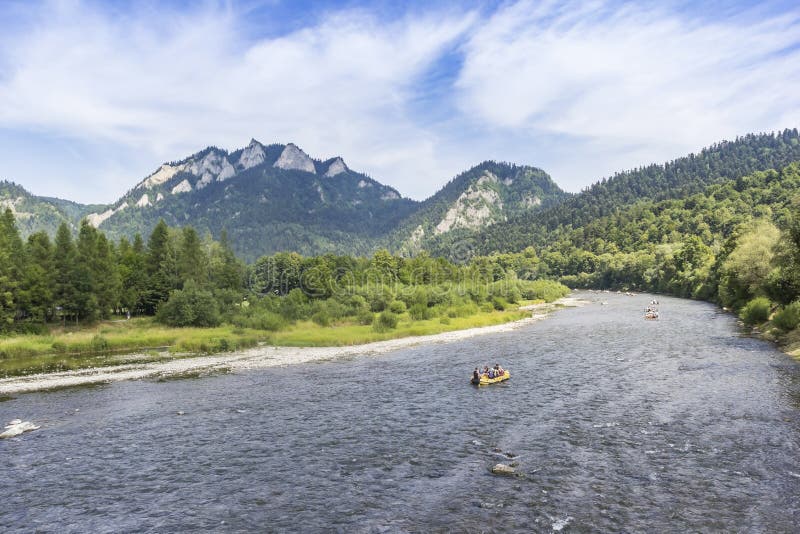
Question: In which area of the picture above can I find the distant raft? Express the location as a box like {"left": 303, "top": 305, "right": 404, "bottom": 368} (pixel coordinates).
{"left": 471, "top": 370, "right": 511, "bottom": 386}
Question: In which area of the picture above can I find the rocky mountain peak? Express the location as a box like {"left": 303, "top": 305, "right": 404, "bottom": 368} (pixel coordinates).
{"left": 324, "top": 157, "right": 348, "bottom": 177}
{"left": 238, "top": 139, "right": 266, "bottom": 170}
{"left": 274, "top": 143, "right": 316, "bottom": 174}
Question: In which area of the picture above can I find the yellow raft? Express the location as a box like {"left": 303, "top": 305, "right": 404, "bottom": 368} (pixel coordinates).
{"left": 471, "top": 370, "right": 511, "bottom": 386}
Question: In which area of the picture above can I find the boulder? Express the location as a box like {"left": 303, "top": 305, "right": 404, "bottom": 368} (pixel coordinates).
{"left": 491, "top": 463, "right": 516, "bottom": 476}
{"left": 0, "top": 420, "right": 40, "bottom": 439}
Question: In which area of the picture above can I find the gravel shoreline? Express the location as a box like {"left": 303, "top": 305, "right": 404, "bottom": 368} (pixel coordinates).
{"left": 0, "top": 297, "right": 584, "bottom": 395}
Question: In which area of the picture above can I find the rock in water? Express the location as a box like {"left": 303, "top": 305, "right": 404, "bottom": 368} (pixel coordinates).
{"left": 491, "top": 463, "right": 516, "bottom": 476}
{"left": 0, "top": 420, "right": 40, "bottom": 439}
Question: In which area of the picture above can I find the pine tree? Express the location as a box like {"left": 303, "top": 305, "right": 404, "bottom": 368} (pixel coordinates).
{"left": 53, "top": 222, "right": 78, "bottom": 324}
{"left": 143, "top": 219, "right": 178, "bottom": 314}
{"left": 0, "top": 209, "right": 19, "bottom": 329}
{"left": 94, "top": 233, "right": 121, "bottom": 318}
{"left": 21, "top": 232, "right": 54, "bottom": 322}
{"left": 178, "top": 226, "right": 208, "bottom": 286}
{"left": 210, "top": 230, "right": 243, "bottom": 292}
{"left": 74, "top": 220, "right": 99, "bottom": 321}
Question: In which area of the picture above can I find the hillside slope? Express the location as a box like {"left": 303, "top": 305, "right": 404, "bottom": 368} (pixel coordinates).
{"left": 472, "top": 129, "right": 800, "bottom": 254}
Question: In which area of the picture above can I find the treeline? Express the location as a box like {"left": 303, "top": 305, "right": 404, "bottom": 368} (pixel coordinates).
{"left": 477, "top": 162, "right": 800, "bottom": 329}
{"left": 470, "top": 129, "right": 800, "bottom": 256}
{"left": 0, "top": 215, "right": 244, "bottom": 332}
{"left": 234, "top": 249, "right": 568, "bottom": 333}
{"left": 0, "top": 210, "right": 570, "bottom": 334}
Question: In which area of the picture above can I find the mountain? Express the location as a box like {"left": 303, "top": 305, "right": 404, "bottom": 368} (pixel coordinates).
{"left": 84, "top": 140, "right": 421, "bottom": 260}
{"left": 471, "top": 129, "right": 800, "bottom": 255}
{"left": 4, "top": 129, "right": 798, "bottom": 263}
{"left": 387, "top": 161, "right": 568, "bottom": 258}
{"left": 72, "top": 141, "right": 564, "bottom": 261}
{"left": 0, "top": 180, "right": 100, "bottom": 237}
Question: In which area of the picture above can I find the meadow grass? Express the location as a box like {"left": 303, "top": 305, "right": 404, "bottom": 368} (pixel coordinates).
{"left": 0, "top": 304, "right": 539, "bottom": 377}
{"left": 270, "top": 309, "right": 530, "bottom": 347}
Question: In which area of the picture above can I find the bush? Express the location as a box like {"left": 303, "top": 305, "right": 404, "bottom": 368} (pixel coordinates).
{"left": 280, "top": 288, "right": 310, "bottom": 321}
{"left": 740, "top": 297, "right": 771, "bottom": 325}
{"left": 409, "top": 303, "right": 431, "bottom": 321}
{"left": 51, "top": 341, "right": 67, "bottom": 353}
{"left": 373, "top": 310, "right": 399, "bottom": 332}
{"left": 156, "top": 280, "right": 221, "bottom": 327}
{"left": 772, "top": 301, "right": 800, "bottom": 331}
{"left": 491, "top": 296, "right": 509, "bottom": 311}
{"left": 311, "top": 310, "right": 331, "bottom": 327}
{"left": 356, "top": 309, "right": 374, "bottom": 325}
{"left": 236, "top": 310, "right": 285, "bottom": 331}
{"left": 388, "top": 300, "right": 407, "bottom": 314}
{"left": 91, "top": 335, "right": 110, "bottom": 352}
{"left": 519, "top": 280, "right": 571, "bottom": 302}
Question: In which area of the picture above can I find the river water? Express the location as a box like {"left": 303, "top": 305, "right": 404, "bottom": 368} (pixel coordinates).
{"left": 1, "top": 292, "right": 799, "bottom": 532}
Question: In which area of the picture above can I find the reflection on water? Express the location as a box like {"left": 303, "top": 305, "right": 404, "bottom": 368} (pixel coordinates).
{"left": 1, "top": 292, "right": 799, "bottom": 532}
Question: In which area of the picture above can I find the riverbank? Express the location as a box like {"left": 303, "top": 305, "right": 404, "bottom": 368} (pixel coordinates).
{"left": 0, "top": 297, "right": 584, "bottom": 395}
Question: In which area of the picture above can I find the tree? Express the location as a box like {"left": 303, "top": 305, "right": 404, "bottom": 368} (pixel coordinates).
{"left": 143, "top": 220, "right": 178, "bottom": 314}
{"left": 53, "top": 222, "right": 78, "bottom": 324}
{"left": 93, "top": 233, "right": 121, "bottom": 318}
{"left": 718, "top": 220, "right": 780, "bottom": 308}
{"left": 74, "top": 220, "right": 100, "bottom": 321}
{"left": 0, "top": 209, "right": 22, "bottom": 329}
{"left": 20, "top": 232, "right": 54, "bottom": 322}
{"left": 178, "top": 226, "right": 208, "bottom": 287}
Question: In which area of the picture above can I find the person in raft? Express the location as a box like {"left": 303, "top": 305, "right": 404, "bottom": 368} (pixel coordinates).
{"left": 473, "top": 368, "right": 481, "bottom": 383}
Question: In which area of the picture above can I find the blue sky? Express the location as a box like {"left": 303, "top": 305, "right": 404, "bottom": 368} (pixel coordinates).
{"left": 0, "top": 0, "right": 799, "bottom": 204}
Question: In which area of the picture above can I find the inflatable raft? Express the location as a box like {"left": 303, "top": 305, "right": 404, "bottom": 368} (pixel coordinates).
{"left": 471, "top": 370, "right": 510, "bottom": 386}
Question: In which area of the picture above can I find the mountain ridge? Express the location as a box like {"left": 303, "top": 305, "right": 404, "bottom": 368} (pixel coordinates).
{"left": 2, "top": 129, "right": 798, "bottom": 262}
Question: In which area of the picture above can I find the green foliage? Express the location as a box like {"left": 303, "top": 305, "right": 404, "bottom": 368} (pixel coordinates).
{"left": 311, "top": 310, "right": 331, "bottom": 327}
{"left": 491, "top": 296, "right": 509, "bottom": 311}
{"left": 740, "top": 297, "right": 772, "bottom": 325}
{"left": 373, "top": 310, "right": 399, "bottom": 332}
{"left": 388, "top": 300, "right": 407, "bottom": 314}
{"left": 156, "top": 280, "right": 221, "bottom": 327}
{"left": 355, "top": 309, "right": 374, "bottom": 325}
{"left": 91, "top": 335, "right": 110, "bottom": 352}
{"left": 772, "top": 302, "right": 800, "bottom": 331}
{"left": 409, "top": 302, "right": 432, "bottom": 320}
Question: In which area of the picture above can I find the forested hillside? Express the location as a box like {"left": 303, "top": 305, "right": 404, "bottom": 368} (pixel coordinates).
{"left": 472, "top": 129, "right": 800, "bottom": 254}
{"left": 0, "top": 181, "right": 96, "bottom": 237}
{"left": 387, "top": 161, "right": 567, "bottom": 256}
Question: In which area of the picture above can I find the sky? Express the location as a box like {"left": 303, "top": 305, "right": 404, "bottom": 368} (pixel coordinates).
{"left": 0, "top": 0, "right": 799, "bottom": 204}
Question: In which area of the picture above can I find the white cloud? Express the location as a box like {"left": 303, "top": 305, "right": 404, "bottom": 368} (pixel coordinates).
{"left": 0, "top": 1, "right": 475, "bottom": 201}
{"left": 455, "top": 0, "right": 800, "bottom": 188}
{"left": 0, "top": 0, "right": 798, "bottom": 203}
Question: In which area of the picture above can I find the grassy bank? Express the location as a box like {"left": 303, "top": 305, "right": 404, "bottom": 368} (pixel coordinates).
{"left": 0, "top": 301, "right": 550, "bottom": 378}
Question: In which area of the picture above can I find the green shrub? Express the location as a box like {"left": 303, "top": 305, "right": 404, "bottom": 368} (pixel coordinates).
{"left": 156, "top": 280, "right": 221, "bottom": 327}
{"left": 519, "top": 280, "right": 571, "bottom": 301}
{"left": 356, "top": 309, "right": 374, "bottom": 325}
{"left": 439, "top": 316, "right": 451, "bottom": 325}
{"left": 409, "top": 303, "right": 431, "bottom": 321}
{"left": 280, "top": 288, "right": 310, "bottom": 321}
{"left": 388, "top": 300, "right": 407, "bottom": 314}
{"left": 740, "top": 297, "right": 771, "bottom": 325}
{"left": 239, "top": 310, "right": 285, "bottom": 331}
{"left": 311, "top": 310, "right": 331, "bottom": 327}
{"left": 91, "top": 335, "right": 110, "bottom": 352}
{"left": 772, "top": 301, "right": 800, "bottom": 331}
{"left": 373, "top": 310, "right": 398, "bottom": 332}
{"left": 489, "top": 281, "right": 521, "bottom": 303}
{"left": 491, "top": 296, "right": 509, "bottom": 311}
{"left": 51, "top": 341, "right": 67, "bottom": 353}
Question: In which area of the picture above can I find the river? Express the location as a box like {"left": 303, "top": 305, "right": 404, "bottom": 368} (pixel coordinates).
{"left": 1, "top": 292, "right": 799, "bottom": 532}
